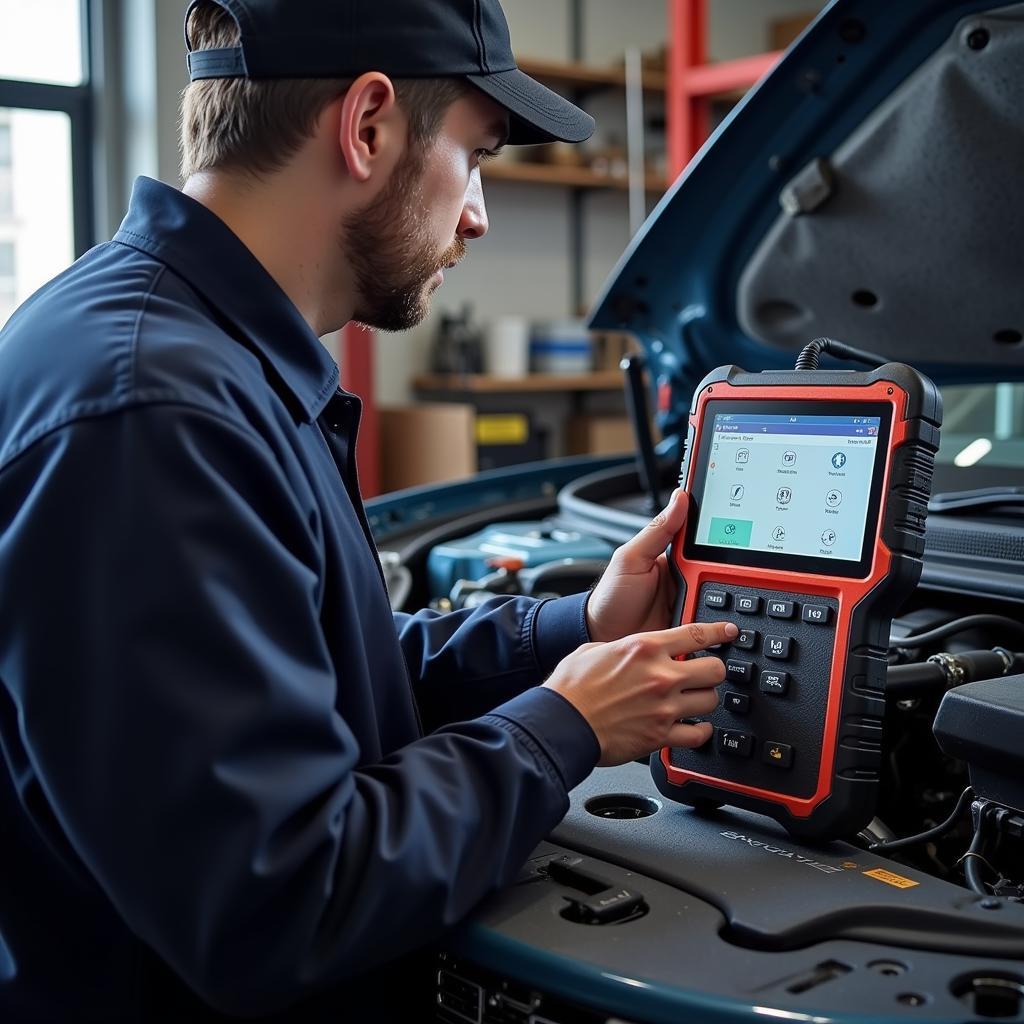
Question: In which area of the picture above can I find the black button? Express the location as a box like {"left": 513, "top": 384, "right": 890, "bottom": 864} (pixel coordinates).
{"left": 718, "top": 729, "right": 754, "bottom": 758}
{"left": 725, "top": 659, "right": 754, "bottom": 684}
{"left": 760, "top": 669, "right": 790, "bottom": 695}
{"left": 802, "top": 604, "right": 831, "bottom": 625}
{"left": 736, "top": 595, "right": 761, "bottom": 614}
{"left": 767, "top": 599, "right": 795, "bottom": 619}
{"left": 764, "top": 635, "right": 793, "bottom": 661}
{"left": 733, "top": 628, "right": 759, "bottom": 651}
{"left": 723, "top": 691, "right": 750, "bottom": 714}
{"left": 763, "top": 741, "right": 794, "bottom": 769}
{"left": 704, "top": 590, "right": 729, "bottom": 610}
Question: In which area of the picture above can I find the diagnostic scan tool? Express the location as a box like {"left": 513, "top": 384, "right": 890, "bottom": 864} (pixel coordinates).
{"left": 657, "top": 340, "right": 942, "bottom": 840}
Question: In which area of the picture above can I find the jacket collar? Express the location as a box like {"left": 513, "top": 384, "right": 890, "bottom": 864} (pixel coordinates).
{"left": 114, "top": 177, "right": 341, "bottom": 423}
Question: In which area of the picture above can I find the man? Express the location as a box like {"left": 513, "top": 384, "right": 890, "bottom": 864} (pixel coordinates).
{"left": 0, "top": 1, "right": 733, "bottom": 1020}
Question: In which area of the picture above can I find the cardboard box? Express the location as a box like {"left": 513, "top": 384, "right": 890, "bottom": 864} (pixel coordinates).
{"left": 770, "top": 13, "right": 817, "bottom": 51}
{"left": 567, "top": 416, "right": 637, "bottom": 456}
{"left": 380, "top": 403, "right": 476, "bottom": 493}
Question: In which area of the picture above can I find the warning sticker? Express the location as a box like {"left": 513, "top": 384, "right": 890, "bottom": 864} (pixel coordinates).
{"left": 863, "top": 868, "right": 919, "bottom": 889}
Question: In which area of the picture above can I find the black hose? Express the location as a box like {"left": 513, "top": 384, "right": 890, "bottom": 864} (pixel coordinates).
{"left": 891, "top": 615, "right": 1024, "bottom": 651}
{"left": 795, "top": 337, "right": 889, "bottom": 371}
{"left": 869, "top": 788, "right": 974, "bottom": 852}
{"left": 963, "top": 814, "right": 994, "bottom": 896}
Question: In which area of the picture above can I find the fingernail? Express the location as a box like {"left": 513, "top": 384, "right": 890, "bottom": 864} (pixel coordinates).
{"left": 724, "top": 622, "right": 739, "bottom": 638}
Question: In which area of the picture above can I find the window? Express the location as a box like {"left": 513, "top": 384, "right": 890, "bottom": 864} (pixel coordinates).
{"left": 0, "top": 241, "right": 15, "bottom": 309}
{"left": 0, "top": 0, "right": 92, "bottom": 328}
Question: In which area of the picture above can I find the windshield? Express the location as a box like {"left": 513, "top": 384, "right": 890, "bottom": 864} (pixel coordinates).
{"left": 938, "top": 384, "right": 1024, "bottom": 472}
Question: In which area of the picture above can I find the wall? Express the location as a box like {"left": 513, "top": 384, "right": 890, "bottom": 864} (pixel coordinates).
{"left": 104, "top": 0, "right": 826, "bottom": 405}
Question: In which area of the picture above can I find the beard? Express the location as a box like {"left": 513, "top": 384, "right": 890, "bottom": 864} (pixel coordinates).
{"left": 344, "top": 146, "right": 466, "bottom": 333}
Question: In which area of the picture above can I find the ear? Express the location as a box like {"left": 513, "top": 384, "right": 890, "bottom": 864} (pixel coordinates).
{"left": 338, "top": 72, "right": 402, "bottom": 183}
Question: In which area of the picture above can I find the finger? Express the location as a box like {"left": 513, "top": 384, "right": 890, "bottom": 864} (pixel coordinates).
{"left": 614, "top": 488, "right": 688, "bottom": 571}
{"left": 671, "top": 686, "right": 721, "bottom": 719}
{"left": 665, "top": 720, "right": 713, "bottom": 750}
{"left": 676, "top": 655, "right": 727, "bottom": 689}
{"left": 659, "top": 620, "right": 738, "bottom": 656}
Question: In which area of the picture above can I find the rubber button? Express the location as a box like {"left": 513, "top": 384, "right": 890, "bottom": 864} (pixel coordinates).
{"left": 736, "top": 595, "right": 761, "bottom": 614}
{"left": 704, "top": 590, "right": 729, "bottom": 610}
{"left": 802, "top": 604, "right": 831, "bottom": 625}
{"left": 718, "top": 729, "right": 754, "bottom": 758}
{"left": 760, "top": 669, "right": 790, "bottom": 695}
{"left": 767, "top": 599, "right": 795, "bottom": 619}
{"left": 723, "top": 691, "right": 750, "bottom": 714}
{"left": 725, "top": 659, "right": 754, "bottom": 684}
{"left": 763, "top": 741, "right": 794, "bottom": 768}
{"left": 764, "top": 635, "right": 793, "bottom": 660}
{"left": 733, "top": 628, "right": 759, "bottom": 651}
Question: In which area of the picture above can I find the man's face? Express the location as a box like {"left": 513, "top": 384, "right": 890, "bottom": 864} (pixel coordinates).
{"left": 345, "top": 89, "right": 509, "bottom": 333}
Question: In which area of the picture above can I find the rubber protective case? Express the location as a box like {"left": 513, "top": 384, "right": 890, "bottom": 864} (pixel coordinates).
{"left": 654, "top": 364, "right": 942, "bottom": 841}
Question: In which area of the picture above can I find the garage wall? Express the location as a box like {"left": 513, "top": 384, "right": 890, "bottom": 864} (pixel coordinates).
{"left": 103, "top": 0, "right": 825, "bottom": 406}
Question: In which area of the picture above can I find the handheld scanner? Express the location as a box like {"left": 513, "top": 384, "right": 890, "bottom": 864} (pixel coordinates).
{"left": 654, "top": 363, "right": 941, "bottom": 841}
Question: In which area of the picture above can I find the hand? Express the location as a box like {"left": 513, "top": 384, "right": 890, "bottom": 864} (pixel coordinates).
{"left": 544, "top": 620, "right": 737, "bottom": 766}
{"left": 586, "top": 489, "right": 688, "bottom": 643}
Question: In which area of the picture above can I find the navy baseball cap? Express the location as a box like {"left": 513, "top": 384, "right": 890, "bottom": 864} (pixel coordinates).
{"left": 185, "top": 0, "right": 596, "bottom": 145}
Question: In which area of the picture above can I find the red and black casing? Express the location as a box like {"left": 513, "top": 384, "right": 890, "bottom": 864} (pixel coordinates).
{"left": 653, "top": 363, "right": 942, "bottom": 841}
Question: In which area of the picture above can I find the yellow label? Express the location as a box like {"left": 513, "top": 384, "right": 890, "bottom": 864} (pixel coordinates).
{"left": 476, "top": 414, "right": 529, "bottom": 445}
{"left": 863, "top": 868, "right": 919, "bottom": 889}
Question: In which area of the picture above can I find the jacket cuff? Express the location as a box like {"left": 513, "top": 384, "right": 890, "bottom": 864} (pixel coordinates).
{"left": 531, "top": 593, "right": 591, "bottom": 678}
{"left": 486, "top": 686, "right": 600, "bottom": 792}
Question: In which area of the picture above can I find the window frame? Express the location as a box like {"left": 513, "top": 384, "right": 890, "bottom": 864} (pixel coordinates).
{"left": 0, "top": 0, "right": 94, "bottom": 257}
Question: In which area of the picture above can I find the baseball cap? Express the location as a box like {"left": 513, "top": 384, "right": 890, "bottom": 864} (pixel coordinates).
{"left": 185, "top": 0, "right": 596, "bottom": 145}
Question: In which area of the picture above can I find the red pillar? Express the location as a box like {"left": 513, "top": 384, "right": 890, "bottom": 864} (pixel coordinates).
{"left": 668, "top": 0, "right": 709, "bottom": 181}
{"left": 341, "top": 322, "right": 381, "bottom": 498}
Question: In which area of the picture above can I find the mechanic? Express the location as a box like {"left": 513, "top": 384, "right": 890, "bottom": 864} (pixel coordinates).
{"left": 0, "top": 1, "right": 734, "bottom": 1020}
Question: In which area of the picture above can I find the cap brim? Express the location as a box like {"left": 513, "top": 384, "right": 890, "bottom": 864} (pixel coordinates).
{"left": 467, "top": 68, "right": 595, "bottom": 145}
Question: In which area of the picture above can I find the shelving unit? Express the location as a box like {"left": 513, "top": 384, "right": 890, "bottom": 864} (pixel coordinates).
{"left": 482, "top": 160, "right": 666, "bottom": 194}
{"left": 360, "top": 1, "right": 800, "bottom": 495}
{"left": 518, "top": 57, "right": 668, "bottom": 94}
{"left": 413, "top": 371, "right": 625, "bottom": 394}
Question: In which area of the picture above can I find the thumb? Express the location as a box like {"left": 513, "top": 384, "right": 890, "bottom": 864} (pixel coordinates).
{"left": 618, "top": 489, "right": 688, "bottom": 569}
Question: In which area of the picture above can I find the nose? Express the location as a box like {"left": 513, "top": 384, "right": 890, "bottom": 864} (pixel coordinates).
{"left": 457, "top": 171, "right": 489, "bottom": 240}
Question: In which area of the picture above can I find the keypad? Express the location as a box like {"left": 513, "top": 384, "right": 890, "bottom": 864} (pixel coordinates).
{"left": 674, "top": 581, "right": 838, "bottom": 799}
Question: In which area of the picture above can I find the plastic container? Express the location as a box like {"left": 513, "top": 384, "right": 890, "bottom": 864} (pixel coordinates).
{"left": 530, "top": 320, "right": 594, "bottom": 375}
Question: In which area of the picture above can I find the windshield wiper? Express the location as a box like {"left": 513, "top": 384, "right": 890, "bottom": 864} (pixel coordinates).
{"left": 930, "top": 487, "right": 1024, "bottom": 514}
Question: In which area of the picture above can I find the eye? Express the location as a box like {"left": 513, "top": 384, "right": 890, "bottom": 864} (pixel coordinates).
{"left": 475, "top": 148, "right": 502, "bottom": 164}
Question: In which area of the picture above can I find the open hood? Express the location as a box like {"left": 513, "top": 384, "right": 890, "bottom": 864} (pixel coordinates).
{"left": 590, "top": 0, "right": 1024, "bottom": 441}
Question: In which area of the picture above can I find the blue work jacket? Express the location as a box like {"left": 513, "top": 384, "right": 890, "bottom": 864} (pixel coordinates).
{"left": 0, "top": 177, "right": 599, "bottom": 1021}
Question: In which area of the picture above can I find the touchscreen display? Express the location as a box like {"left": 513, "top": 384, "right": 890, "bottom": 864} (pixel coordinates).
{"left": 694, "top": 412, "right": 883, "bottom": 563}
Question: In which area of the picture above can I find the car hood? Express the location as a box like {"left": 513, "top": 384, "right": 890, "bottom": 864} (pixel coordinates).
{"left": 589, "top": 0, "right": 1024, "bottom": 441}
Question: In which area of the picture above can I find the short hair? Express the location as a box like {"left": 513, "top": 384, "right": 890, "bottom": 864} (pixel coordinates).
{"left": 180, "top": 1, "right": 473, "bottom": 180}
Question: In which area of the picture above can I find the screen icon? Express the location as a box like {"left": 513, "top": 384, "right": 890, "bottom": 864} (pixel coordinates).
{"left": 735, "top": 448, "right": 750, "bottom": 464}
{"left": 730, "top": 484, "right": 745, "bottom": 501}
{"left": 724, "top": 523, "right": 737, "bottom": 536}
{"left": 821, "top": 529, "right": 837, "bottom": 546}
{"left": 772, "top": 526, "right": 786, "bottom": 542}
{"left": 831, "top": 452, "right": 848, "bottom": 469}
{"left": 781, "top": 450, "right": 797, "bottom": 467}
{"left": 826, "top": 489, "right": 842, "bottom": 508}
{"left": 776, "top": 487, "right": 792, "bottom": 505}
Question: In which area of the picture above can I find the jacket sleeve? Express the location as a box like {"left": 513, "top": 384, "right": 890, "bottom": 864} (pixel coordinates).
{"left": 0, "top": 404, "right": 599, "bottom": 1017}
{"left": 394, "top": 593, "right": 592, "bottom": 731}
